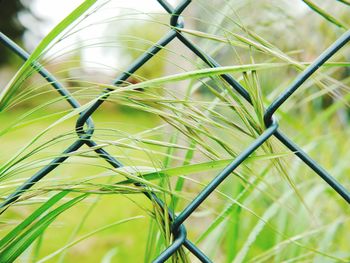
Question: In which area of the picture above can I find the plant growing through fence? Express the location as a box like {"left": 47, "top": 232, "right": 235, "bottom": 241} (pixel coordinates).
{"left": 0, "top": 0, "right": 349, "bottom": 262}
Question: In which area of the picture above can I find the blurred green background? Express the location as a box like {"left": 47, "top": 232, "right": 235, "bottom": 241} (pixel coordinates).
{"left": 0, "top": 0, "right": 349, "bottom": 262}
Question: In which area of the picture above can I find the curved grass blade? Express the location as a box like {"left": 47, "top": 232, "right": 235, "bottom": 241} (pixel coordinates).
{"left": 302, "top": 0, "right": 348, "bottom": 29}
{"left": 117, "top": 153, "right": 291, "bottom": 185}
{"left": 0, "top": 0, "right": 97, "bottom": 110}
{"left": 37, "top": 216, "right": 144, "bottom": 263}
{"left": 0, "top": 191, "right": 68, "bottom": 247}
{"left": 0, "top": 193, "right": 86, "bottom": 262}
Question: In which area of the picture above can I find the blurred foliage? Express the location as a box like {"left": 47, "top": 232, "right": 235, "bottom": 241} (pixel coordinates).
{"left": 114, "top": 15, "right": 169, "bottom": 82}
{"left": 0, "top": 1, "right": 349, "bottom": 262}
{"left": 0, "top": 0, "right": 29, "bottom": 66}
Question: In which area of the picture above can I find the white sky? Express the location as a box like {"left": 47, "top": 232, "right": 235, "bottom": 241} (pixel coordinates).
{"left": 24, "top": 0, "right": 308, "bottom": 70}
{"left": 31, "top": 0, "right": 178, "bottom": 29}
{"left": 26, "top": 0, "right": 178, "bottom": 68}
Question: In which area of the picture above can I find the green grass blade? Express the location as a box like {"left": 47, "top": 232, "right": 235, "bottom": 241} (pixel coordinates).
{"left": 117, "top": 153, "right": 291, "bottom": 185}
{"left": 37, "top": 216, "right": 144, "bottom": 263}
{"left": 302, "top": 0, "right": 348, "bottom": 29}
{"left": 0, "top": 194, "right": 86, "bottom": 262}
{"left": 0, "top": 191, "right": 68, "bottom": 247}
{"left": 0, "top": 0, "right": 97, "bottom": 110}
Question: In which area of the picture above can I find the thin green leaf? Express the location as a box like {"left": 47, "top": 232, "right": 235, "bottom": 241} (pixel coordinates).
{"left": 117, "top": 152, "right": 291, "bottom": 185}
{"left": 0, "top": 0, "right": 97, "bottom": 110}
{"left": 302, "top": 0, "right": 348, "bottom": 29}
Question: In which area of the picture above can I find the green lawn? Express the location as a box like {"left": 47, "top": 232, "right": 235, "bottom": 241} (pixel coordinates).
{"left": 0, "top": 107, "right": 160, "bottom": 262}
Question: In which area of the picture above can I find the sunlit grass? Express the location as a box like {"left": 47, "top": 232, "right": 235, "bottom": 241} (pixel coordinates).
{"left": 0, "top": 0, "right": 349, "bottom": 262}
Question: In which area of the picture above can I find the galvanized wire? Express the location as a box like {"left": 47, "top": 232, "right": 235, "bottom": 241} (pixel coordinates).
{"left": 0, "top": 0, "right": 349, "bottom": 262}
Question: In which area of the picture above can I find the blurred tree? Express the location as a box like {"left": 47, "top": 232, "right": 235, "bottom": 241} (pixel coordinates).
{"left": 0, "top": 0, "right": 29, "bottom": 66}
{"left": 115, "top": 17, "right": 169, "bottom": 83}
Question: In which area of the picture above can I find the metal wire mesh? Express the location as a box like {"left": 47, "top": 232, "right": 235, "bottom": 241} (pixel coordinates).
{"left": 0, "top": 0, "right": 349, "bottom": 262}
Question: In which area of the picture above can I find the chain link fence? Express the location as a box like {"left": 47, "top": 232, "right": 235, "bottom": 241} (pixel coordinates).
{"left": 0, "top": 0, "right": 349, "bottom": 262}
